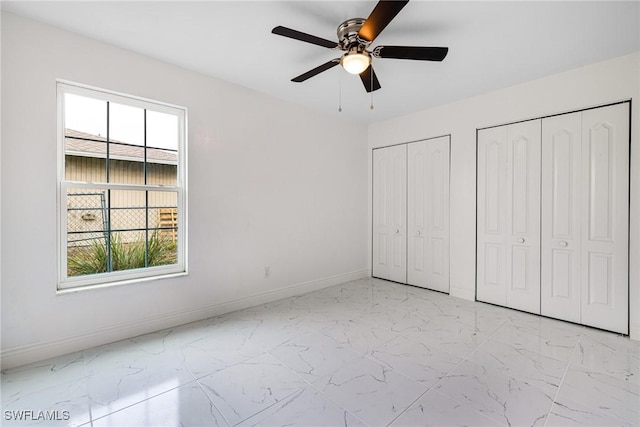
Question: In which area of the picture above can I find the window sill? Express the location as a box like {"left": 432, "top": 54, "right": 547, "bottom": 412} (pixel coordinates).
{"left": 56, "top": 271, "right": 188, "bottom": 295}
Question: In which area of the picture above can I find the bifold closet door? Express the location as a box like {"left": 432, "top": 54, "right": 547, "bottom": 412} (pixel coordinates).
{"left": 541, "top": 112, "right": 582, "bottom": 323}
{"left": 542, "top": 103, "right": 629, "bottom": 333}
{"left": 477, "top": 120, "right": 541, "bottom": 314}
{"left": 580, "top": 104, "right": 629, "bottom": 333}
{"left": 407, "top": 136, "right": 450, "bottom": 292}
{"left": 372, "top": 144, "right": 407, "bottom": 283}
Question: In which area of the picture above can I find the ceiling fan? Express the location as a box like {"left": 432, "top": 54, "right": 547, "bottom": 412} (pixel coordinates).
{"left": 272, "top": 0, "right": 448, "bottom": 93}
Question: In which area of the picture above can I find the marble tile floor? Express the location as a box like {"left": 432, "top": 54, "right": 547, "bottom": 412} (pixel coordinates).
{"left": 2, "top": 278, "right": 639, "bottom": 426}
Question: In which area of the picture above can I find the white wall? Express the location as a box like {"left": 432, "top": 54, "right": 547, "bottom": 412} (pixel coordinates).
{"left": 0, "top": 12, "right": 369, "bottom": 369}
{"left": 368, "top": 52, "right": 640, "bottom": 340}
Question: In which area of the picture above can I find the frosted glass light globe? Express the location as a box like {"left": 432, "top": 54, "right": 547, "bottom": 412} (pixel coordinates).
{"left": 341, "top": 52, "right": 371, "bottom": 75}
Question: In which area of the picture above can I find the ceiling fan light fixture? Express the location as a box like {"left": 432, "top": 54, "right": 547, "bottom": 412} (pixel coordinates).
{"left": 341, "top": 51, "right": 371, "bottom": 75}
{"left": 273, "top": 0, "right": 448, "bottom": 93}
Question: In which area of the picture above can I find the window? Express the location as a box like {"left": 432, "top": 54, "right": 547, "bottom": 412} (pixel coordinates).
{"left": 57, "top": 81, "right": 187, "bottom": 290}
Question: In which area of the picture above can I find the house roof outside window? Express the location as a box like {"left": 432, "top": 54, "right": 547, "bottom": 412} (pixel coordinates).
{"left": 65, "top": 128, "right": 177, "bottom": 165}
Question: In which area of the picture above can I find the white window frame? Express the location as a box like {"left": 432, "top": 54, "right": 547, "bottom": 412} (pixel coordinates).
{"left": 57, "top": 81, "right": 188, "bottom": 291}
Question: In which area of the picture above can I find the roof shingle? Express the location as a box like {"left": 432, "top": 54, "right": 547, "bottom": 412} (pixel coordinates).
{"left": 65, "top": 129, "right": 177, "bottom": 164}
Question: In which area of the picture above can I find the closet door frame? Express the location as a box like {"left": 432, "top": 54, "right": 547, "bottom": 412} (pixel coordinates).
{"left": 371, "top": 135, "right": 451, "bottom": 291}
{"left": 475, "top": 99, "right": 631, "bottom": 335}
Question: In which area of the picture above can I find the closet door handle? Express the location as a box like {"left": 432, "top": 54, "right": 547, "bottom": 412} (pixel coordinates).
{"left": 517, "top": 238, "right": 525, "bottom": 243}
{"left": 395, "top": 229, "right": 400, "bottom": 234}
{"left": 560, "top": 241, "right": 568, "bottom": 247}
{"left": 417, "top": 230, "right": 421, "bottom": 236}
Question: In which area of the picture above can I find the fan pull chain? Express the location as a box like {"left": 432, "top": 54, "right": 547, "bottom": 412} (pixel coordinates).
{"left": 370, "top": 68, "right": 375, "bottom": 110}
{"left": 338, "top": 81, "right": 342, "bottom": 113}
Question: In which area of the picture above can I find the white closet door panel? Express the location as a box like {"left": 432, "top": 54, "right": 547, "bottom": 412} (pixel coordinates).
{"left": 505, "top": 120, "right": 541, "bottom": 314}
{"left": 408, "top": 142, "right": 426, "bottom": 285}
{"left": 427, "top": 137, "right": 450, "bottom": 292}
{"left": 477, "top": 126, "right": 509, "bottom": 306}
{"left": 373, "top": 148, "right": 390, "bottom": 279}
{"left": 580, "top": 103, "right": 629, "bottom": 334}
{"left": 372, "top": 145, "right": 407, "bottom": 283}
{"left": 408, "top": 136, "right": 450, "bottom": 292}
{"left": 541, "top": 112, "right": 582, "bottom": 323}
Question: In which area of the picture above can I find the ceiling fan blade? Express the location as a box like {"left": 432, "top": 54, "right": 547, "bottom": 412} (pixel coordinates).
{"left": 358, "top": 0, "right": 409, "bottom": 43}
{"left": 272, "top": 26, "right": 338, "bottom": 49}
{"left": 292, "top": 59, "right": 340, "bottom": 82}
{"left": 375, "top": 46, "right": 449, "bottom": 61}
{"left": 359, "top": 65, "right": 381, "bottom": 93}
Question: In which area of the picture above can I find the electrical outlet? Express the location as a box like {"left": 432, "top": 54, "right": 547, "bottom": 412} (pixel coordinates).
{"left": 264, "top": 266, "right": 270, "bottom": 278}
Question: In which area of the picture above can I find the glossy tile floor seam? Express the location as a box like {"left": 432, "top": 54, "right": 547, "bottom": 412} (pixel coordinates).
{"left": 262, "top": 349, "right": 371, "bottom": 426}
{"left": 384, "top": 346, "right": 475, "bottom": 427}
{"left": 541, "top": 332, "right": 582, "bottom": 427}
{"left": 89, "top": 378, "right": 200, "bottom": 425}
{"left": 388, "top": 329, "right": 562, "bottom": 427}
{"left": 423, "top": 325, "right": 510, "bottom": 427}
{"left": 2, "top": 277, "right": 639, "bottom": 427}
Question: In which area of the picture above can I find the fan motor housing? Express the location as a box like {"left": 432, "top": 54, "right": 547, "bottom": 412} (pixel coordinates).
{"left": 337, "top": 18, "right": 368, "bottom": 50}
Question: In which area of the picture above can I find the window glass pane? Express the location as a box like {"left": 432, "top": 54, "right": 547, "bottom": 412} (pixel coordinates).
{"left": 147, "top": 111, "right": 178, "bottom": 186}
{"left": 65, "top": 155, "right": 107, "bottom": 183}
{"left": 64, "top": 94, "right": 107, "bottom": 182}
{"left": 109, "top": 190, "right": 146, "bottom": 271}
{"left": 147, "top": 162, "right": 177, "bottom": 186}
{"left": 107, "top": 190, "right": 146, "bottom": 273}
{"left": 110, "top": 189, "right": 146, "bottom": 234}
{"left": 108, "top": 103, "right": 144, "bottom": 184}
{"left": 109, "top": 102, "right": 144, "bottom": 146}
{"left": 64, "top": 93, "right": 107, "bottom": 137}
{"left": 108, "top": 231, "right": 147, "bottom": 272}
{"left": 108, "top": 156, "right": 144, "bottom": 185}
{"left": 148, "top": 191, "right": 178, "bottom": 267}
{"left": 147, "top": 111, "right": 178, "bottom": 150}
{"left": 66, "top": 188, "right": 109, "bottom": 277}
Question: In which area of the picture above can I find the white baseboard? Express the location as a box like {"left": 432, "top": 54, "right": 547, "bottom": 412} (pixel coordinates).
{"left": 1, "top": 269, "right": 369, "bottom": 370}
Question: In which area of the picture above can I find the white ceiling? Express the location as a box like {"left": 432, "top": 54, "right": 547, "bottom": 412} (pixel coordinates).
{"left": 3, "top": 1, "right": 639, "bottom": 123}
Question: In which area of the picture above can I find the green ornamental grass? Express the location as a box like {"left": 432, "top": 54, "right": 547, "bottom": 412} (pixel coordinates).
{"left": 68, "top": 232, "right": 176, "bottom": 276}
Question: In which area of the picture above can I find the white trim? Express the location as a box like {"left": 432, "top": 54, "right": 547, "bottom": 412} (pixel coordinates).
{"left": 0, "top": 270, "right": 369, "bottom": 370}
{"left": 57, "top": 81, "right": 187, "bottom": 290}
{"left": 57, "top": 79, "right": 186, "bottom": 115}
{"left": 62, "top": 181, "right": 180, "bottom": 192}
{"left": 65, "top": 150, "right": 178, "bottom": 166}
{"left": 59, "top": 263, "right": 187, "bottom": 290}
{"left": 57, "top": 271, "right": 189, "bottom": 295}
